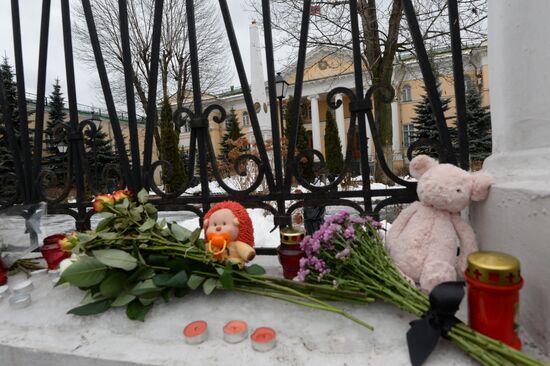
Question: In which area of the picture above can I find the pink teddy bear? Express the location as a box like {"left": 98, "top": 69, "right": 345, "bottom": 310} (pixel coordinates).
{"left": 386, "top": 155, "right": 493, "bottom": 293}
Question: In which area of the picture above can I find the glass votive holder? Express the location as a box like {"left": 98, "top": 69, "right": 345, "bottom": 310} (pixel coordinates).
{"left": 9, "top": 293, "right": 32, "bottom": 309}
{"left": 11, "top": 279, "right": 34, "bottom": 295}
{"left": 41, "top": 234, "right": 70, "bottom": 270}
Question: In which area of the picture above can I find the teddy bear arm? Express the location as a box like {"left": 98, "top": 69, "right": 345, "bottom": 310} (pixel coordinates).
{"left": 386, "top": 202, "right": 421, "bottom": 246}
{"left": 231, "top": 240, "right": 256, "bottom": 262}
{"left": 451, "top": 214, "right": 478, "bottom": 273}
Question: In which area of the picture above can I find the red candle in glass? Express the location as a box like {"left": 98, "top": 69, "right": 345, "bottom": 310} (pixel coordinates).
{"left": 277, "top": 227, "right": 305, "bottom": 279}
{"left": 41, "top": 234, "right": 71, "bottom": 270}
{"left": 0, "top": 258, "right": 7, "bottom": 285}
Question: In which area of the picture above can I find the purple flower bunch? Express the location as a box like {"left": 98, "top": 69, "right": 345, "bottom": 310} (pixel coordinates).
{"left": 296, "top": 210, "right": 380, "bottom": 282}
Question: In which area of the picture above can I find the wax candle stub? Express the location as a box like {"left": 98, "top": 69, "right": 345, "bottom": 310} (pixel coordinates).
{"left": 223, "top": 320, "right": 248, "bottom": 344}
{"left": 11, "top": 280, "right": 34, "bottom": 295}
{"left": 251, "top": 327, "right": 277, "bottom": 352}
{"left": 183, "top": 320, "right": 208, "bottom": 345}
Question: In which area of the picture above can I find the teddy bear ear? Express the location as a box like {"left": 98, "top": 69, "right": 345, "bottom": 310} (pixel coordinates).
{"left": 471, "top": 173, "right": 493, "bottom": 201}
{"left": 409, "top": 155, "right": 438, "bottom": 179}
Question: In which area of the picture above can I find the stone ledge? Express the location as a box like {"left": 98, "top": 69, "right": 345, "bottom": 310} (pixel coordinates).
{"left": 0, "top": 257, "right": 547, "bottom": 366}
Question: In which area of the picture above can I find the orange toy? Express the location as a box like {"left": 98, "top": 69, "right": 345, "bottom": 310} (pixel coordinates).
{"left": 204, "top": 201, "right": 255, "bottom": 266}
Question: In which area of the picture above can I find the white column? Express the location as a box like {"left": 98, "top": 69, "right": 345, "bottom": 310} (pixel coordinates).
{"left": 471, "top": 0, "right": 550, "bottom": 354}
{"left": 335, "top": 93, "right": 346, "bottom": 154}
{"left": 391, "top": 101, "right": 400, "bottom": 160}
{"left": 249, "top": 20, "right": 271, "bottom": 139}
{"left": 308, "top": 95, "right": 322, "bottom": 158}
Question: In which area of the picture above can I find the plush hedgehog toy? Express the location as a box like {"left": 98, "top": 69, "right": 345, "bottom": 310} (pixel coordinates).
{"left": 386, "top": 155, "right": 493, "bottom": 293}
{"left": 203, "top": 201, "right": 255, "bottom": 267}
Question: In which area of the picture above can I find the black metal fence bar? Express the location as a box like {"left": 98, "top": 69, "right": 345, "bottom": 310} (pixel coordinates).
{"left": 142, "top": 0, "right": 164, "bottom": 185}
{"left": 283, "top": 0, "right": 312, "bottom": 193}
{"left": 402, "top": 0, "right": 456, "bottom": 165}
{"left": 448, "top": 0, "right": 469, "bottom": 170}
{"left": 0, "top": 0, "right": 470, "bottom": 245}
{"left": 118, "top": 0, "right": 142, "bottom": 190}
{"left": 31, "top": 0, "right": 51, "bottom": 199}
{"left": 349, "top": 0, "right": 374, "bottom": 214}
{"left": 11, "top": 0, "right": 33, "bottom": 203}
{"left": 81, "top": 0, "right": 135, "bottom": 192}
{"left": 218, "top": 0, "right": 276, "bottom": 192}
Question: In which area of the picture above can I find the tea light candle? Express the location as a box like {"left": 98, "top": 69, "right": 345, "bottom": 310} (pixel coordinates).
{"left": 9, "top": 293, "right": 31, "bottom": 309}
{"left": 250, "top": 327, "right": 277, "bottom": 352}
{"left": 223, "top": 320, "right": 248, "bottom": 344}
{"left": 11, "top": 280, "right": 34, "bottom": 295}
{"left": 183, "top": 320, "right": 208, "bottom": 345}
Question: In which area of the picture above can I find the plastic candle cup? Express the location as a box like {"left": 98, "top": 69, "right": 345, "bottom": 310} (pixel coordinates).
{"left": 223, "top": 320, "right": 248, "bottom": 344}
{"left": 41, "top": 234, "right": 71, "bottom": 270}
{"left": 9, "top": 293, "right": 31, "bottom": 309}
{"left": 250, "top": 327, "right": 277, "bottom": 352}
{"left": 11, "top": 279, "right": 34, "bottom": 295}
{"left": 183, "top": 320, "right": 208, "bottom": 345}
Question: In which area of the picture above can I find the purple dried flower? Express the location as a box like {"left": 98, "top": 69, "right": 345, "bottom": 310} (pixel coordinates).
{"left": 344, "top": 226, "right": 355, "bottom": 239}
{"left": 335, "top": 247, "right": 351, "bottom": 260}
{"left": 296, "top": 268, "right": 310, "bottom": 282}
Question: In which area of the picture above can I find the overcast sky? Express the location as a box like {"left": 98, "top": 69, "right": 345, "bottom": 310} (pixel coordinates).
{"left": 0, "top": 1, "right": 268, "bottom": 110}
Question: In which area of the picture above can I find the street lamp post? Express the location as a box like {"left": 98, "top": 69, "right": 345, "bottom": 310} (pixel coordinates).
{"left": 275, "top": 72, "right": 289, "bottom": 138}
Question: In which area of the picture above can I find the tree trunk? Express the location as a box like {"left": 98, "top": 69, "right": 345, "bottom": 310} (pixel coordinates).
{"left": 373, "top": 92, "right": 395, "bottom": 185}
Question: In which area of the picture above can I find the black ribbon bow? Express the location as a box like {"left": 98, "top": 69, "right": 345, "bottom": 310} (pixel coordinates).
{"left": 406, "top": 281, "right": 465, "bottom": 366}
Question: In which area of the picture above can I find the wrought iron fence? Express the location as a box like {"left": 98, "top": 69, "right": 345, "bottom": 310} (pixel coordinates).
{"left": 0, "top": 0, "right": 469, "bottom": 255}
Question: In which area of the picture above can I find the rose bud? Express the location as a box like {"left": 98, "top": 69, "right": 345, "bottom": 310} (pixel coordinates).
{"left": 112, "top": 189, "right": 132, "bottom": 203}
{"left": 92, "top": 194, "right": 114, "bottom": 212}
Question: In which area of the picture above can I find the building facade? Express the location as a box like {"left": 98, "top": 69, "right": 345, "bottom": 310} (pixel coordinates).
{"left": 180, "top": 42, "right": 489, "bottom": 175}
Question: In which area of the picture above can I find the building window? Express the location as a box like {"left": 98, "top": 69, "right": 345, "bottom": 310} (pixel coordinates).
{"left": 402, "top": 123, "right": 415, "bottom": 148}
{"left": 242, "top": 111, "right": 250, "bottom": 126}
{"left": 401, "top": 84, "right": 412, "bottom": 102}
{"left": 301, "top": 99, "right": 312, "bottom": 122}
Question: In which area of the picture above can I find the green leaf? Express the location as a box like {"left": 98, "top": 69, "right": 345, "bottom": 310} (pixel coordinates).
{"left": 139, "top": 297, "right": 156, "bottom": 306}
{"left": 202, "top": 278, "right": 217, "bottom": 295}
{"left": 131, "top": 279, "right": 159, "bottom": 296}
{"left": 138, "top": 218, "right": 156, "bottom": 232}
{"left": 126, "top": 299, "right": 153, "bottom": 321}
{"left": 166, "top": 271, "right": 188, "bottom": 288}
{"left": 100, "top": 212, "right": 114, "bottom": 219}
{"left": 152, "top": 273, "right": 172, "bottom": 287}
{"left": 157, "top": 218, "right": 167, "bottom": 229}
{"left": 96, "top": 216, "right": 115, "bottom": 232}
{"left": 129, "top": 208, "right": 142, "bottom": 222}
{"left": 245, "top": 264, "right": 266, "bottom": 276}
{"left": 97, "top": 232, "right": 118, "bottom": 240}
{"left": 187, "top": 274, "right": 205, "bottom": 290}
{"left": 137, "top": 189, "right": 149, "bottom": 204}
{"left": 93, "top": 249, "right": 138, "bottom": 271}
{"left": 144, "top": 203, "right": 157, "bottom": 215}
{"left": 67, "top": 299, "right": 112, "bottom": 316}
{"left": 170, "top": 223, "right": 192, "bottom": 242}
{"left": 99, "top": 272, "right": 128, "bottom": 298}
{"left": 77, "top": 232, "right": 97, "bottom": 245}
{"left": 189, "top": 228, "right": 201, "bottom": 245}
{"left": 174, "top": 288, "right": 189, "bottom": 298}
{"left": 60, "top": 257, "right": 108, "bottom": 287}
{"left": 219, "top": 269, "right": 234, "bottom": 290}
{"left": 161, "top": 288, "right": 173, "bottom": 302}
{"left": 111, "top": 293, "right": 136, "bottom": 307}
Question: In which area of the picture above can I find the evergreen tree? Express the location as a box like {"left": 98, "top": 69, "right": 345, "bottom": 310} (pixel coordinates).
{"left": 323, "top": 110, "right": 344, "bottom": 178}
{"left": 410, "top": 82, "right": 455, "bottom": 159}
{"left": 284, "top": 95, "right": 314, "bottom": 182}
{"left": 43, "top": 79, "right": 68, "bottom": 183}
{"left": 158, "top": 98, "right": 186, "bottom": 192}
{"left": 84, "top": 123, "right": 119, "bottom": 191}
{"left": 0, "top": 58, "right": 19, "bottom": 178}
{"left": 219, "top": 108, "right": 245, "bottom": 159}
{"left": 464, "top": 87, "right": 492, "bottom": 164}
